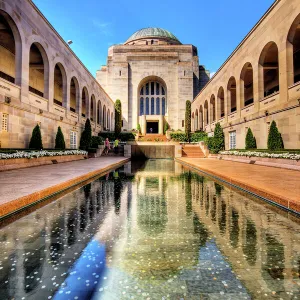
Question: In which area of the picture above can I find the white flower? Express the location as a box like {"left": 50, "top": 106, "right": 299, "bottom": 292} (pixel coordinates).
{"left": 219, "top": 150, "right": 300, "bottom": 160}
{"left": 0, "top": 150, "right": 88, "bottom": 160}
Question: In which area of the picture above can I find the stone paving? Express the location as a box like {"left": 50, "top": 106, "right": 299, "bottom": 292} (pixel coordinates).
{"left": 0, "top": 157, "right": 129, "bottom": 217}
{"left": 176, "top": 157, "right": 300, "bottom": 213}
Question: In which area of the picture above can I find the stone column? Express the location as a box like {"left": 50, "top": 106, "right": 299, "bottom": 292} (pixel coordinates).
{"left": 159, "top": 115, "right": 163, "bottom": 134}
{"left": 278, "top": 47, "right": 289, "bottom": 103}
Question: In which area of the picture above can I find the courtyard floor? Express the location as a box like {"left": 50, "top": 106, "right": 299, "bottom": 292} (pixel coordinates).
{"left": 0, "top": 156, "right": 129, "bottom": 218}
{"left": 176, "top": 157, "right": 300, "bottom": 214}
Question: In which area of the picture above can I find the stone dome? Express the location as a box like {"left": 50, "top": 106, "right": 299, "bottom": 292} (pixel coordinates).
{"left": 124, "top": 27, "right": 181, "bottom": 45}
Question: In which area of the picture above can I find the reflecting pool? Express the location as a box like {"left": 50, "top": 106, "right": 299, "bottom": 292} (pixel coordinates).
{"left": 0, "top": 160, "right": 299, "bottom": 299}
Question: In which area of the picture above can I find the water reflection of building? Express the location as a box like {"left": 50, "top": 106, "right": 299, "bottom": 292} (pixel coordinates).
{"left": 189, "top": 174, "right": 300, "bottom": 299}
{"left": 0, "top": 176, "right": 115, "bottom": 299}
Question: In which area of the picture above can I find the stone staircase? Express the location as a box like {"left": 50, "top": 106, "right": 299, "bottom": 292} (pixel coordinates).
{"left": 182, "top": 144, "right": 206, "bottom": 158}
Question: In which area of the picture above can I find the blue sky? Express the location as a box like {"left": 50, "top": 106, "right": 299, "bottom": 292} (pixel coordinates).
{"left": 33, "top": 0, "right": 274, "bottom": 77}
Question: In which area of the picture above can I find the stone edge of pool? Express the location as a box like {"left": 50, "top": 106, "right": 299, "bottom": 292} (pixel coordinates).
{"left": 0, "top": 158, "right": 130, "bottom": 220}
{"left": 175, "top": 158, "right": 300, "bottom": 216}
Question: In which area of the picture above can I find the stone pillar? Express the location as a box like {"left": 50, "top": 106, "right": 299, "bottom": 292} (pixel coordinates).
{"left": 65, "top": 77, "right": 71, "bottom": 118}
{"left": 141, "top": 115, "right": 146, "bottom": 135}
{"left": 159, "top": 115, "right": 163, "bottom": 134}
{"left": 278, "top": 47, "right": 289, "bottom": 103}
{"left": 253, "top": 63, "right": 260, "bottom": 113}
{"left": 20, "top": 46, "right": 29, "bottom": 104}
{"left": 48, "top": 66, "right": 54, "bottom": 113}
{"left": 236, "top": 78, "right": 241, "bottom": 119}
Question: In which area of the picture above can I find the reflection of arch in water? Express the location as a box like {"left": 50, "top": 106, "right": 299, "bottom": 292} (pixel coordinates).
{"left": 137, "top": 194, "right": 168, "bottom": 235}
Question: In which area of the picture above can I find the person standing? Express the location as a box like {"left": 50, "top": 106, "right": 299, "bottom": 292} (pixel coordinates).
{"left": 104, "top": 138, "right": 110, "bottom": 155}
{"left": 114, "top": 138, "right": 119, "bottom": 154}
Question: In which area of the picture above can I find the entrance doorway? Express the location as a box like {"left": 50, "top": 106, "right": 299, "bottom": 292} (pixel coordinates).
{"left": 146, "top": 121, "right": 158, "bottom": 134}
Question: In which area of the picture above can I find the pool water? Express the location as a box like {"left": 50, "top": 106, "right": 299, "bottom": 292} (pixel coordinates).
{"left": 0, "top": 160, "right": 299, "bottom": 299}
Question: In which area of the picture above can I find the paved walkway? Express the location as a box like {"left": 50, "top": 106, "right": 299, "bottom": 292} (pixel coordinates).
{"left": 0, "top": 157, "right": 129, "bottom": 218}
{"left": 176, "top": 158, "right": 300, "bottom": 213}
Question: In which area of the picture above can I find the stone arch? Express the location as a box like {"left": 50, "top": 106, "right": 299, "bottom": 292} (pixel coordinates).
{"left": 90, "top": 94, "right": 96, "bottom": 122}
{"left": 287, "top": 13, "right": 300, "bottom": 85}
{"left": 28, "top": 42, "right": 50, "bottom": 100}
{"left": 138, "top": 75, "right": 167, "bottom": 116}
{"left": 53, "top": 62, "right": 67, "bottom": 107}
{"left": 204, "top": 100, "right": 209, "bottom": 125}
{"left": 195, "top": 109, "right": 199, "bottom": 131}
{"left": 70, "top": 76, "right": 79, "bottom": 113}
{"left": 227, "top": 76, "right": 237, "bottom": 114}
{"left": 81, "top": 87, "right": 89, "bottom": 118}
{"left": 199, "top": 105, "right": 203, "bottom": 130}
{"left": 103, "top": 105, "right": 106, "bottom": 129}
{"left": 259, "top": 42, "right": 279, "bottom": 98}
{"left": 210, "top": 94, "right": 216, "bottom": 122}
{"left": 240, "top": 62, "right": 254, "bottom": 107}
{"left": 97, "top": 100, "right": 102, "bottom": 125}
{"left": 0, "top": 10, "right": 23, "bottom": 86}
{"left": 107, "top": 108, "right": 110, "bottom": 130}
{"left": 217, "top": 87, "right": 225, "bottom": 119}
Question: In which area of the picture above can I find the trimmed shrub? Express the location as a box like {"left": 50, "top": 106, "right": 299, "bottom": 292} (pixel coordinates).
{"left": 29, "top": 124, "right": 43, "bottom": 150}
{"left": 245, "top": 128, "right": 257, "bottom": 149}
{"left": 190, "top": 132, "right": 207, "bottom": 143}
{"left": 91, "top": 136, "right": 104, "bottom": 148}
{"left": 205, "top": 123, "right": 224, "bottom": 154}
{"left": 185, "top": 100, "right": 191, "bottom": 141}
{"left": 99, "top": 131, "right": 135, "bottom": 141}
{"left": 170, "top": 132, "right": 188, "bottom": 142}
{"left": 55, "top": 126, "right": 66, "bottom": 149}
{"left": 213, "top": 123, "right": 225, "bottom": 153}
{"left": 268, "top": 120, "right": 284, "bottom": 151}
{"left": 164, "top": 122, "right": 169, "bottom": 134}
{"left": 80, "top": 118, "right": 92, "bottom": 150}
{"left": 114, "top": 99, "right": 122, "bottom": 137}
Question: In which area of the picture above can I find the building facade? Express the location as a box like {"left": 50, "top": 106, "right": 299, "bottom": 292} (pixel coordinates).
{"left": 192, "top": 0, "right": 300, "bottom": 150}
{"left": 0, "top": 0, "right": 115, "bottom": 149}
{"left": 97, "top": 28, "right": 209, "bottom": 135}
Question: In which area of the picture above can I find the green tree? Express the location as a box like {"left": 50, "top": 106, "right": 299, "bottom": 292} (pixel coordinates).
{"left": 185, "top": 100, "right": 191, "bottom": 141}
{"left": 137, "top": 123, "right": 141, "bottom": 134}
{"left": 55, "top": 126, "right": 66, "bottom": 149}
{"left": 80, "top": 118, "right": 92, "bottom": 150}
{"left": 114, "top": 99, "right": 122, "bottom": 137}
{"left": 29, "top": 124, "right": 43, "bottom": 149}
{"left": 245, "top": 128, "right": 257, "bottom": 149}
{"left": 267, "top": 120, "right": 284, "bottom": 151}
{"left": 213, "top": 122, "right": 225, "bottom": 153}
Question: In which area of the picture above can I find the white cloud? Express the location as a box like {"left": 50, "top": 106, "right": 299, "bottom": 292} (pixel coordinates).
{"left": 210, "top": 72, "right": 216, "bottom": 78}
{"left": 92, "top": 20, "right": 113, "bottom": 36}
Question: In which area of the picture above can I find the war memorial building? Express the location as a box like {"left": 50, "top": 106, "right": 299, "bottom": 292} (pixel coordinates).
{"left": 0, "top": 0, "right": 299, "bottom": 149}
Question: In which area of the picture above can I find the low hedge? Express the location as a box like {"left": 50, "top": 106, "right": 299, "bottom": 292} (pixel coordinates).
{"left": 170, "top": 132, "right": 207, "bottom": 142}
{"left": 99, "top": 132, "right": 135, "bottom": 141}
{"left": 170, "top": 132, "right": 188, "bottom": 142}
{"left": 91, "top": 136, "right": 104, "bottom": 148}
{"left": 190, "top": 132, "right": 207, "bottom": 142}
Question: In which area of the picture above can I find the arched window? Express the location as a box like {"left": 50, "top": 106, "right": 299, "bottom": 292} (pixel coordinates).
{"left": 90, "top": 95, "right": 96, "bottom": 122}
{"left": 140, "top": 97, "right": 144, "bottom": 116}
{"left": 0, "top": 12, "right": 22, "bottom": 86}
{"left": 107, "top": 109, "right": 110, "bottom": 130}
{"left": 259, "top": 42, "right": 279, "bottom": 97}
{"left": 240, "top": 63, "right": 254, "bottom": 107}
{"left": 70, "top": 77, "right": 79, "bottom": 113}
{"left": 139, "top": 80, "right": 167, "bottom": 116}
{"left": 227, "top": 77, "right": 237, "bottom": 113}
{"left": 287, "top": 14, "right": 300, "bottom": 84}
{"left": 217, "top": 87, "right": 225, "bottom": 118}
{"left": 195, "top": 109, "right": 199, "bottom": 131}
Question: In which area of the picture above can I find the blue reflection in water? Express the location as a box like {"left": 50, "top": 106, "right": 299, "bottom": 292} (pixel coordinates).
{"left": 53, "top": 240, "right": 106, "bottom": 300}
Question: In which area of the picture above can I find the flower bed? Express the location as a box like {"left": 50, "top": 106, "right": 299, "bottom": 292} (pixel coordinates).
{"left": 219, "top": 150, "right": 300, "bottom": 161}
{"left": 0, "top": 150, "right": 87, "bottom": 160}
